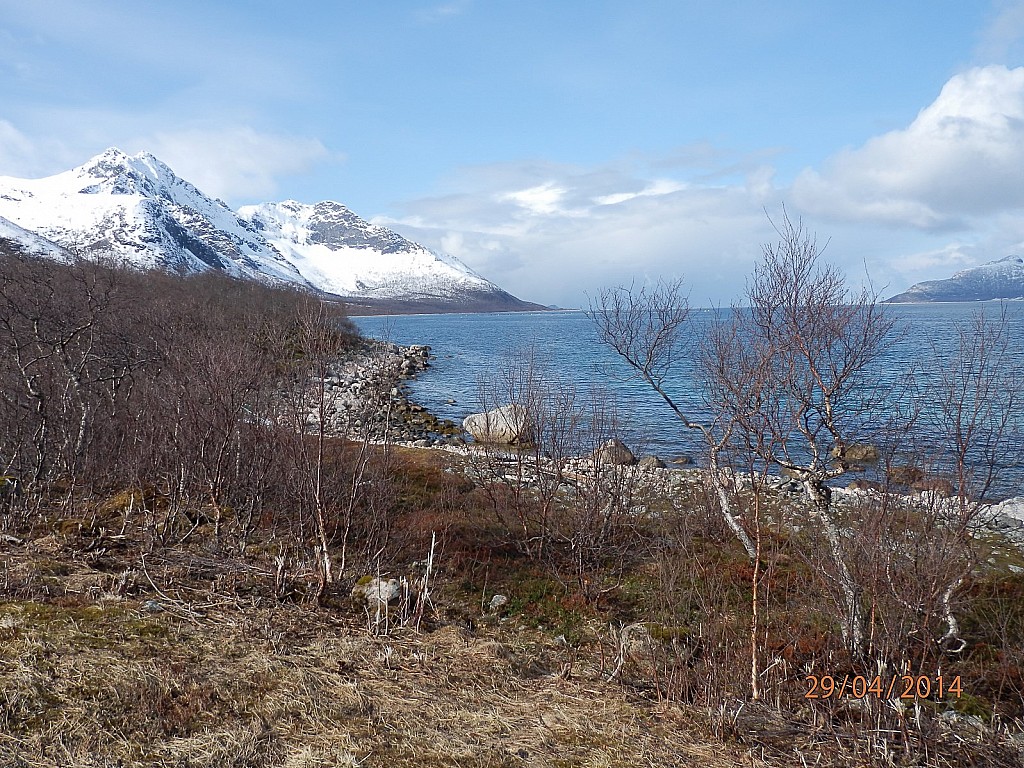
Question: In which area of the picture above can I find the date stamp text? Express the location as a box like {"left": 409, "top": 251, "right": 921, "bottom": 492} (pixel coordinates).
{"left": 804, "top": 674, "right": 963, "bottom": 700}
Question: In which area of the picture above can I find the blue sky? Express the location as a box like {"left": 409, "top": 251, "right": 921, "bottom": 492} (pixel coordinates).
{"left": 2, "top": 1, "right": 1024, "bottom": 307}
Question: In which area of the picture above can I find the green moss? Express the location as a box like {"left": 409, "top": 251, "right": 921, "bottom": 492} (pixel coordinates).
{"left": 29, "top": 558, "right": 74, "bottom": 577}
{"left": 949, "top": 692, "right": 995, "bottom": 721}
{"left": 506, "top": 574, "right": 589, "bottom": 644}
{"left": 645, "top": 623, "right": 693, "bottom": 644}
{"left": 2, "top": 601, "right": 172, "bottom": 655}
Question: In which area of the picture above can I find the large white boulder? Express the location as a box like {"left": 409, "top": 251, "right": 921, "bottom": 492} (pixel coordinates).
{"left": 462, "top": 404, "right": 532, "bottom": 444}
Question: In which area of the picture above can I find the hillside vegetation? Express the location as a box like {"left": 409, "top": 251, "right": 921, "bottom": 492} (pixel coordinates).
{"left": 1, "top": 247, "right": 1023, "bottom": 767}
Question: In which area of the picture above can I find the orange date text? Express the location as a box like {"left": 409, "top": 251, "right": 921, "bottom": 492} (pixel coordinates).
{"left": 804, "top": 674, "right": 962, "bottom": 700}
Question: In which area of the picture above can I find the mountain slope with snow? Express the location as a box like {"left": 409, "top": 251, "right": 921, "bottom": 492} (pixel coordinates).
{"left": 0, "top": 149, "right": 540, "bottom": 312}
{"left": 0, "top": 214, "right": 70, "bottom": 260}
{"left": 886, "top": 256, "right": 1024, "bottom": 302}
{"left": 238, "top": 200, "right": 530, "bottom": 308}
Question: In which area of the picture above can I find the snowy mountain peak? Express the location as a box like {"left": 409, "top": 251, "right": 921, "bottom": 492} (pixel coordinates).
{"left": 237, "top": 199, "right": 498, "bottom": 299}
{"left": 69, "top": 148, "right": 205, "bottom": 204}
{"left": 949, "top": 254, "right": 1024, "bottom": 281}
{"left": 241, "top": 199, "right": 419, "bottom": 256}
{"left": 0, "top": 148, "right": 304, "bottom": 281}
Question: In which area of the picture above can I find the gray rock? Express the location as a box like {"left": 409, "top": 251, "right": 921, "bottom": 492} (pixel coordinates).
{"left": 489, "top": 594, "right": 509, "bottom": 612}
{"left": 912, "top": 477, "right": 956, "bottom": 498}
{"left": 831, "top": 443, "right": 880, "bottom": 463}
{"left": 888, "top": 465, "right": 924, "bottom": 486}
{"left": 638, "top": 455, "right": 666, "bottom": 469}
{"left": 593, "top": 438, "right": 636, "bottom": 466}
{"left": 351, "top": 577, "right": 401, "bottom": 605}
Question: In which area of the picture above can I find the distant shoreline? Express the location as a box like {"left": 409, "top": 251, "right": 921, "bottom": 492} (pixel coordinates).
{"left": 346, "top": 306, "right": 579, "bottom": 318}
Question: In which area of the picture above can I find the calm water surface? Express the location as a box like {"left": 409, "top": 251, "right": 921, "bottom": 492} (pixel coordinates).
{"left": 353, "top": 304, "right": 1024, "bottom": 497}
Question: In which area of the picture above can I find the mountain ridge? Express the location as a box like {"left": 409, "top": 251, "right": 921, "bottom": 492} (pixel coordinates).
{"left": 885, "top": 255, "right": 1024, "bottom": 303}
{"left": 0, "top": 149, "right": 542, "bottom": 313}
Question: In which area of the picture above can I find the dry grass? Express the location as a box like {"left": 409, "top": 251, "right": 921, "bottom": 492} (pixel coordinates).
{"left": 3, "top": 446, "right": 1023, "bottom": 767}
{"left": 0, "top": 581, "right": 765, "bottom": 768}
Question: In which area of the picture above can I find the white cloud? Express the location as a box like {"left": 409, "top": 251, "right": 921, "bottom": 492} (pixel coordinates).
{"left": 793, "top": 65, "right": 1024, "bottom": 229}
{"left": 0, "top": 120, "right": 81, "bottom": 179}
{"left": 0, "top": 120, "right": 38, "bottom": 174}
{"left": 0, "top": 117, "right": 337, "bottom": 204}
{"left": 888, "top": 243, "right": 977, "bottom": 276}
{"left": 378, "top": 155, "right": 777, "bottom": 307}
{"left": 500, "top": 182, "right": 590, "bottom": 217}
{"left": 595, "top": 179, "right": 686, "bottom": 206}
{"left": 131, "top": 128, "right": 336, "bottom": 202}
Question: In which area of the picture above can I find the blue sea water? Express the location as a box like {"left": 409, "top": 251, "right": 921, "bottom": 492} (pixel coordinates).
{"left": 353, "top": 304, "right": 1024, "bottom": 498}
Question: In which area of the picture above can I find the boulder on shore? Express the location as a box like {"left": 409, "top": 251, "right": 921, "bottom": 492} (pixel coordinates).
{"left": 888, "top": 465, "right": 924, "bottom": 486}
{"left": 463, "top": 404, "right": 532, "bottom": 444}
{"left": 912, "top": 477, "right": 956, "bottom": 498}
{"left": 593, "top": 438, "right": 636, "bottom": 466}
{"left": 638, "top": 455, "right": 667, "bottom": 469}
{"left": 831, "top": 443, "right": 880, "bottom": 463}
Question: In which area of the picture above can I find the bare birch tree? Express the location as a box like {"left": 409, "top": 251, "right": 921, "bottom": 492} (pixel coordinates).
{"left": 589, "top": 280, "right": 758, "bottom": 559}
{"left": 591, "top": 215, "right": 898, "bottom": 656}
{"left": 719, "top": 216, "right": 895, "bottom": 654}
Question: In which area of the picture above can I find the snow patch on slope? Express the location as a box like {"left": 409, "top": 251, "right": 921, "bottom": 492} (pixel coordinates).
{"left": 0, "top": 214, "right": 69, "bottom": 259}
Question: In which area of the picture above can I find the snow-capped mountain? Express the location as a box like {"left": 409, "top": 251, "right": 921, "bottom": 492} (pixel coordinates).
{"left": 0, "top": 149, "right": 540, "bottom": 312}
{"left": 885, "top": 255, "right": 1024, "bottom": 302}
{"left": 0, "top": 148, "right": 304, "bottom": 284}
{"left": 238, "top": 200, "right": 512, "bottom": 303}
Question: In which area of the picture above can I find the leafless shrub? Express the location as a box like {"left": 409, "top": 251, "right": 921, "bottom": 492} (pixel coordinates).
{"left": 467, "top": 349, "right": 643, "bottom": 594}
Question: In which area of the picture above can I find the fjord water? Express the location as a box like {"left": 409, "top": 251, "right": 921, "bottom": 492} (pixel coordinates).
{"left": 353, "top": 304, "right": 1024, "bottom": 499}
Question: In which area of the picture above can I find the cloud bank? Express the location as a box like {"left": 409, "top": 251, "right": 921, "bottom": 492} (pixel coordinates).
{"left": 793, "top": 66, "right": 1024, "bottom": 229}
{"left": 380, "top": 65, "right": 1024, "bottom": 307}
{"left": 378, "top": 155, "right": 781, "bottom": 307}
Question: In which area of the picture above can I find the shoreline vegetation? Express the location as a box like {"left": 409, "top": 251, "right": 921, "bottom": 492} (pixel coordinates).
{"left": 3, "top": 246, "right": 1024, "bottom": 767}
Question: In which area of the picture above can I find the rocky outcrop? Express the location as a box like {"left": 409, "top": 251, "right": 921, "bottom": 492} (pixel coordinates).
{"left": 638, "top": 455, "right": 667, "bottom": 469}
{"left": 888, "top": 465, "right": 924, "bottom": 486}
{"left": 831, "top": 443, "right": 880, "bottom": 463}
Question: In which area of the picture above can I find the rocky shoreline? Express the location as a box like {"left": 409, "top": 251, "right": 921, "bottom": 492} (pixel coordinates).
{"left": 311, "top": 339, "right": 463, "bottom": 445}
{"left": 335, "top": 340, "right": 1024, "bottom": 549}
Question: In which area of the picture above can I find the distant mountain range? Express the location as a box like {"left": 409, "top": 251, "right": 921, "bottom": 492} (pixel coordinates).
{"left": 0, "top": 148, "right": 542, "bottom": 314}
{"left": 885, "top": 255, "right": 1024, "bottom": 303}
